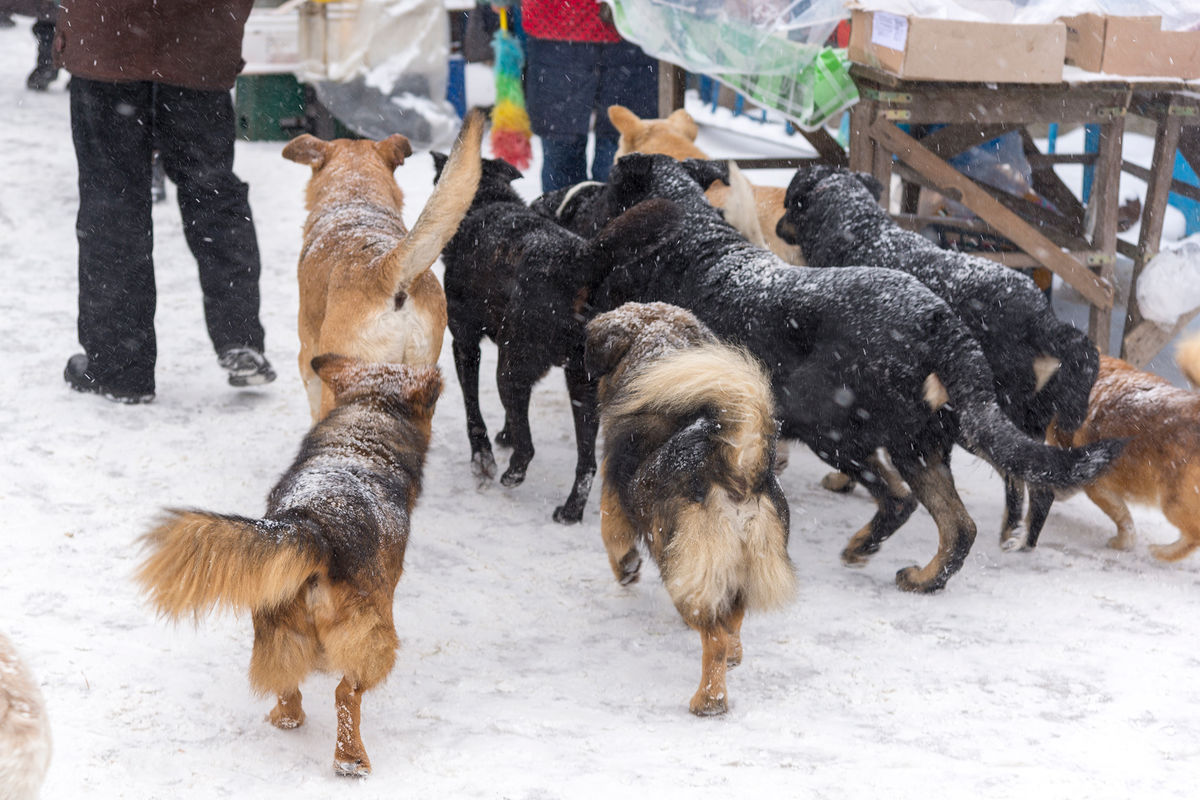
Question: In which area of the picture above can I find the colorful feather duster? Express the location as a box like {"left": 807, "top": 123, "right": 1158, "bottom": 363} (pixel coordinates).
{"left": 490, "top": 8, "right": 533, "bottom": 170}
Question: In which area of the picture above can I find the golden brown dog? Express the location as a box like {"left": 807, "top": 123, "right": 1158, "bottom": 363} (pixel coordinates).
{"left": 608, "top": 104, "right": 803, "bottom": 265}
{"left": 283, "top": 109, "right": 484, "bottom": 421}
{"left": 0, "top": 631, "right": 52, "bottom": 800}
{"left": 1047, "top": 345, "right": 1200, "bottom": 561}
{"left": 136, "top": 355, "right": 442, "bottom": 776}
{"left": 586, "top": 302, "right": 795, "bottom": 716}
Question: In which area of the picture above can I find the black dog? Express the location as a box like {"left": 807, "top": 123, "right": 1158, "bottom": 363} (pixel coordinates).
{"left": 433, "top": 154, "right": 670, "bottom": 523}
{"left": 776, "top": 166, "right": 1100, "bottom": 550}
{"left": 552, "top": 153, "right": 1120, "bottom": 593}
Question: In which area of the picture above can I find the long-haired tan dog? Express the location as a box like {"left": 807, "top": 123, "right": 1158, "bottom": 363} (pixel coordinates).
{"left": 0, "top": 632, "right": 52, "bottom": 800}
{"left": 136, "top": 355, "right": 441, "bottom": 776}
{"left": 608, "top": 104, "right": 803, "bottom": 265}
{"left": 585, "top": 302, "right": 795, "bottom": 716}
{"left": 1047, "top": 340, "right": 1200, "bottom": 560}
{"left": 283, "top": 109, "right": 483, "bottom": 421}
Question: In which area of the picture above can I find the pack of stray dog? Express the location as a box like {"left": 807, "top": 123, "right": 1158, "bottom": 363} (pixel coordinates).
{"left": 544, "top": 152, "right": 1121, "bottom": 594}
{"left": 777, "top": 165, "right": 1102, "bottom": 552}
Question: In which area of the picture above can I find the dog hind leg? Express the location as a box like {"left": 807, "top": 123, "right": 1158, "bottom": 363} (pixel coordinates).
{"left": 1085, "top": 485, "right": 1136, "bottom": 551}
{"left": 496, "top": 351, "right": 537, "bottom": 487}
{"left": 249, "top": 603, "right": 318, "bottom": 727}
{"left": 333, "top": 678, "right": 371, "bottom": 777}
{"left": 894, "top": 454, "right": 977, "bottom": 593}
{"left": 1023, "top": 485, "right": 1056, "bottom": 549}
{"left": 599, "top": 479, "right": 641, "bottom": 584}
{"left": 999, "top": 474, "right": 1027, "bottom": 551}
{"left": 452, "top": 336, "right": 495, "bottom": 483}
{"left": 554, "top": 358, "right": 598, "bottom": 524}
{"left": 1149, "top": 483, "right": 1200, "bottom": 562}
{"left": 841, "top": 455, "right": 917, "bottom": 566}
{"left": 689, "top": 620, "right": 731, "bottom": 716}
{"left": 724, "top": 596, "right": 746, "bottom": 669}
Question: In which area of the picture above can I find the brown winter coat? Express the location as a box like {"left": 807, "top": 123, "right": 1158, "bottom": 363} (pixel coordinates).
{"left": 54, "top": 0, "right": 253, "bottom": 91}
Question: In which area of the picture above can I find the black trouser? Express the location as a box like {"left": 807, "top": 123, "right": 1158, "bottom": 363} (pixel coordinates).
{"left": 70, "top": 77, "right": 265, "bottom": 394}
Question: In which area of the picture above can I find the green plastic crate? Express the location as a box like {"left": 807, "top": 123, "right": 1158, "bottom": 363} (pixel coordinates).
{"left": 235, "top": 74, "right": 308, "bottom": 142}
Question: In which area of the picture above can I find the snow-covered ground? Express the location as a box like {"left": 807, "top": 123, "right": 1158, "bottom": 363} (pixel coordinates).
{"left": 3, "top": 26, "right": 1200, "bottom": 800}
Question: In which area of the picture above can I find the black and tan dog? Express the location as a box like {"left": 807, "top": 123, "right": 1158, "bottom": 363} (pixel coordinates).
{"left": 433, "top": 154, "right": 674, "bottom": 523}
{"left": 556, "top": 153, "right": 1121, "bottom": 593}
{"left": 776, "top": 165, "right": 1101, "bottom": 552}
{"left": 135, "top": 355, "right": 441, "bottom": 777}
{"left": 586, "top": 302, "right": 794, "bottom": 715}
{"left": 283, "top": 109, "right": 483, "bottom": 421}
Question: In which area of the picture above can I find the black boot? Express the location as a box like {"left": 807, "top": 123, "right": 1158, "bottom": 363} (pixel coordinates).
{"left": 26, "top": 20, "right": 58, "bottom": 91}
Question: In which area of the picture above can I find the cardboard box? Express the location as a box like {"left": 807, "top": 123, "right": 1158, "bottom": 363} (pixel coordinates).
{"left": 849, "top": 9, "right": 1066, "bottom": 83}
{"left": 1060, "top": 14, "right": 1200, "bottom": 79}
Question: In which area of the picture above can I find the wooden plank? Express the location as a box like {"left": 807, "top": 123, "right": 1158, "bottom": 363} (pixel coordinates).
{"left": 1122, "top": 308, "right": 1200, "bottom": 368}
{"left": 657, "top": 62, "right": 686, "bottom": 118}
{"left": 878, "top": 88, "right": 1130, "bottom": 126}
{"left": 847, "top": 99, "right": 875, "bottom": 173}
{"left": 870, "top": 117, "right": 1114, "bottom": 310}
{"left": 1085, "top": 119, "right": 1126, "bottom": 352}
{"left": 799, "top": 127, "right": 849, "bottom": 167}
{"left": 1121, "top": 112, "right": 1183, "bottom": 361}
{"left": 1120, "top": 160, "right": 1200, "bottom": 203}
{"left": 731, "top": 157, "right": 822, "bottom": 170}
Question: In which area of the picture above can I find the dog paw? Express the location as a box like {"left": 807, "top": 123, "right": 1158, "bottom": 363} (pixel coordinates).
{"left": 268, "top": 710, "right": 305, "bottom": 730}
{"left": 1107, "top": 535, "right": 1134, "bottom": 551}
{"left": 494, "top": 428, "right": 512, "bottom": 448}
{"left": 552, "top": 504, "right": 582, "bottom": 525}
{"left": 840, "top": 548, "right": 872, "bottom": 568}
{"left": 999, "top": 526, "right": 1026, "bottom": 553}
{"left": 689, "top": 691, "right": 728, "bottom": 717}
{"left": 617, "top": 550, "right": 641, "bottom": 585}
{"left": 820, "top": 471, "right": 856, "bottom": 494}
{"left": 500, "top": 467, "right": 526, "bottom": 487}
{"left": 334, "top": 759, "right": 371, "bottom": 778}
{"left": 471, "top": 450, "right": 496, "bottom": 485}
{"left": 894, "top": 566, "right": 944, "bottom": 594}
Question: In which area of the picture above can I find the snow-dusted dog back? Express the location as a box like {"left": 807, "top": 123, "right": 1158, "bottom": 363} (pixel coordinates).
{"left": 586, "top": 302, "right": 794, "bottom": 715}
{"left": 135, "top": 355, "right": 442, "bottom": 777}
{"left": 1044, "top": 350, "right": 1200, "bottom": 560}
{"left": 777, "top": 165, "right": 1102, "bottom": 552}
{"left": 607, "top": 104, "right": 803, "bottom": 265}
{"left": 0, "top": 631, "right": 52, "bottom": 800}
{"left": 283, "top": 109, "right": 484, "bottom": 421}
{"left": 570, "top": 153, "right": 1122, "bottom": 593}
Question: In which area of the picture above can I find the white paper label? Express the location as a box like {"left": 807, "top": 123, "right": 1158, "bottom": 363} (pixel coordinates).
{"left": 871, "top": 12, "right": 909, "bottom": 52}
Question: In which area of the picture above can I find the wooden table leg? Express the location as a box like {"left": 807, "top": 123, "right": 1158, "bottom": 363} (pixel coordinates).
{"left": 1120, "top": 113, "right": 1183, "bottom": 365}
{"left": 1083, "top": 117, "right": 1126, "bottom": 353}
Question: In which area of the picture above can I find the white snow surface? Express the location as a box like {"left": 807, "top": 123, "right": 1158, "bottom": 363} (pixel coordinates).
{"left": 3, "top": 29, "right": 1200, "bottom": 800}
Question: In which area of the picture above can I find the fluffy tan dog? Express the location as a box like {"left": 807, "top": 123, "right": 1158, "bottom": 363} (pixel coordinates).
{"left": 1047, "top": 343, "right": 1200, "bottom": 560}
{"left": 586, "top": 302, "right": 795, "bottom": 715}
{"left": 0, "top": 631, "right": 52, "bottom": 800}
{"left": 136, "top": 355, "right": 442, "bottom": 776}
{"left": 608, "top": 104, "right": 803, "bottom": 265}
{"left": 283, "top": 109, "right": 484, "bottom": 421}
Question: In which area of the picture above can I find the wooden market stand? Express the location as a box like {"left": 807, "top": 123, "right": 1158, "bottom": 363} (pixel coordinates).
{"left": 657, "top": 64, "right": 1200, "bottom": 367}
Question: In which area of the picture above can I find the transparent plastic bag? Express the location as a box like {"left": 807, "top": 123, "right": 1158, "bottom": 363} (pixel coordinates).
{"left": 299, "top": 0, "right": 461, "bottom": 150}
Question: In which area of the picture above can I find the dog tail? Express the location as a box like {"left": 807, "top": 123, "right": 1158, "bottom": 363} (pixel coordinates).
{"left": 1030, "top": 318, "right": 1100, "bottom": 433}
{"left": 929, "top": 313, "right": 1122, "bottom": 489}
{"left": 1177, "top": 330, "right": 1200, "bottom": 389}
{"left": 612, "top": 343, "right": 778, "bottom": 496}
{"left": 722, "top": 161, "right": 769, "bottom": 250}
{"left": 379, "top": 107, "right": 486, "bottom": 294}
{"left": 135, "top": 510, "right": 329, "bottom": 621}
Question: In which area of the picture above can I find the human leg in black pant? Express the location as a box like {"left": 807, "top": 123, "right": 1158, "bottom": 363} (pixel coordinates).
{"left": 68, "top": 77, "right": 158, "bottom": 400}
{"left": 153, "top": 84, "right": 268, "bottom": 363}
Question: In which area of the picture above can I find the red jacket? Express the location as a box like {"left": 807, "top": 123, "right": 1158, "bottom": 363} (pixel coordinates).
{"left": 55, "top": 0, "right": 253, "bottom": 91}
{"left": 522, "top": 0, "right": 622, "bottom": 43}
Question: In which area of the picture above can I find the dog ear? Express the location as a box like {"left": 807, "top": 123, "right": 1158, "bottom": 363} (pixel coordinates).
{"left": 491, "top": 157, "right": 524, "bottom": 184}
{"left": 376, "top": 134, "right": 413, "bottom": 171}
{"left": 607, "top": 104, "right": 641, "bottom": 137}
{"left": 311, "top": 353, "right": 357, "bottom": 400}
{"left": 282, "top": 134, "right": 330, "bottom": 169}
{"left": 776, "top": 213, "right": 801, "bottom": 245}
{"left": 401, "top": 366, "right": 444, "bottom": 416}
{"left": 666, "top": 108, "right": 699, "bottom": 141}
{"left": 585, "top": 312, "right": 637, "bottom": 381}
{"left": 855, "top": 171, "right": 884, "bottom": 201}
{"left": 681, "top": 158, "right": 729, "bottom": 191}
{"left": 431, "top": 151, "right": 449, "bottom": 183}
